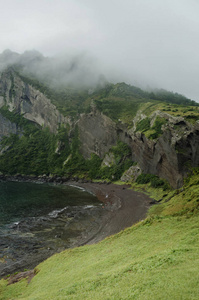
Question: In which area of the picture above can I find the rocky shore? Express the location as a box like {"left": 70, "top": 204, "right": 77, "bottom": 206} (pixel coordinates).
{"left": 0, "top": 175, "right": 152, "bottom": 278}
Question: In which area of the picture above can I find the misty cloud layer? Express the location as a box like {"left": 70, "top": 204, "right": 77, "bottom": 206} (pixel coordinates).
{"left": 0, "top": 0, "right": 199, "bottom": 100}
{"left": 0, "top": 49, "right": 106, "bottom": 89}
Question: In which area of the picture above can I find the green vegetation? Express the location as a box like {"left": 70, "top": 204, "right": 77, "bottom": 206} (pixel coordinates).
{"left": 149, "top": 88, "right": 198, "bottom": 106}
{"left": 0, "top": 171, "right": 199, "bottom": 299}
{"left": 147, "top": 117, "right": 167, "bottom": 139}
{"left": 136, "top": 116, "right": 167, "bottom": 139}
{"left": 0, "top": 106, "right": 38, "bottom": 133}
{"left": 94, "top": 97, "right": 141, "bottom": 124}
{"left": 136, "top": 173, "right": 169, "bottom": 190}
{"left": 11, "top": 68, "right": 199, "bottom": 125}
{"left": 0, "top": 107, "right": 70, "bottom": 176}
{"left": 97, "top": 142, "right": 133, "bottom": 181}
{"left": 136, "top": 117, "right": 151, "bottom": 132}
{"left": 0, "top": 109, "right": 132, "bottom": 180}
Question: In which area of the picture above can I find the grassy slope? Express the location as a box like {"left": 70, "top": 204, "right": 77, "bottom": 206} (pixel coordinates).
{"left": 0, "top": 175, "right": 199, "bottom": 299}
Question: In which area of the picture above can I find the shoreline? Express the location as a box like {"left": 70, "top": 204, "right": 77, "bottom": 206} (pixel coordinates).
{"left": 69, "top": 181, "right": 152, "bottom": 245}
{"left": 0, "top": 176, "right": 153, "bottom": 277}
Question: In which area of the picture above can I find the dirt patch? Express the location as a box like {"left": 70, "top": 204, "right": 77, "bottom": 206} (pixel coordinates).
{"left": 7, "top": 269, "right": 36, "bottom": 285}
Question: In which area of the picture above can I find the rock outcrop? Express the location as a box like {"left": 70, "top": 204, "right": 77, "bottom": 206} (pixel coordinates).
{"left": 78, "top": 108, "right": 199, "bottom": 188}
{"left": 78, "top": 109, "right": 118, "bottom": 159}
{"left": 0, "top": 67, "right": 199, "bottom": 188}
{"left": 0, "top": 113, "right": 18, "bottom": 138}
{"left": 0, "top": 68, "right": 71, "bottom": 133}
{"left": 127, "top": 115, "right": 199, "bottom": 188}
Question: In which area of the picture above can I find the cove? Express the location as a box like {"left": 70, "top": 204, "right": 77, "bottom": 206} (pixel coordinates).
{"left": 0, "top": 181, "right": 103, "bottom": 277}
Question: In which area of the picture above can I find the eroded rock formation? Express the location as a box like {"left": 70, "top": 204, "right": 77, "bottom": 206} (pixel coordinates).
{"left": 0, "top": 68, "right": 71, "bottom": 133}
{"left": 0, "top": 67, "right": 199, "bottom": 188}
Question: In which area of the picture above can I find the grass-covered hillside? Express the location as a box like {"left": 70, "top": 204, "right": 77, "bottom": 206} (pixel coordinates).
{"left": 13, "top": 67, "right": 199, "bottom": 122}
{"left": 0, "top": 171, "right": 198, "bottom": 300}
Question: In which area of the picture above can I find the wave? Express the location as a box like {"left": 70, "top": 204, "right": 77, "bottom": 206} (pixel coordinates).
{"left": 48, "top": 207, "right": 68, "bottom": 218}
{"left": 68, "top": 184, "right": 87, "bottom": 192}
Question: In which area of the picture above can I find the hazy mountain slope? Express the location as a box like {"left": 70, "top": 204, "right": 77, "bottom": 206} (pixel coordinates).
{"left": 0, "top": 53, "right": 199, "bottom": 187}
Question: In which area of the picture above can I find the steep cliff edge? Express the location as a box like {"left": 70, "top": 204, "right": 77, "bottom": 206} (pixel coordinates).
{"left": 0, "top": 68, "right": 71, "bottom": 133}
{"left": 129, "top": 122, "right": 199, "bottom": 188}
{"left": 78, "top": 109, "right": 118, "bottom": 159}
{"left": 78, "top": 107, "right": 199, "bottom": 188}
{"left": 0, "top": 67, "right": 199, "bottom": 188}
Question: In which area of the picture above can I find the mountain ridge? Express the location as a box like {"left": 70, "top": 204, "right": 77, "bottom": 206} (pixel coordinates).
{"left": 0, "top": 60, "right": 199, "bottom": 188}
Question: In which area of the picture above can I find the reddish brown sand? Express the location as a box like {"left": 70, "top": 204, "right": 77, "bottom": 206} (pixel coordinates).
{"left": 68, "top": 182, "right": 153, "bottom": 245}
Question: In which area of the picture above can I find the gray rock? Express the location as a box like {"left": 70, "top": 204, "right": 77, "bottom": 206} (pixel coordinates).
{"left": 121, "top": 165, "right": 141, "bottom": 182}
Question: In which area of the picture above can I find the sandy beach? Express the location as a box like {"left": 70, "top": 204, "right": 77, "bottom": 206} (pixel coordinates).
{"left": 68, "top": 181, "right": 153, "bottom": 245}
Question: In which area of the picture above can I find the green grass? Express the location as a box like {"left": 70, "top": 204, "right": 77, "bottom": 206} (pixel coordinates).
{"left": 0, "top": 216, "right": 198, "bottom": 299}
{"left": 141, "top": 102, "right": 199, "bottom": 123}
{"left": 0, "top": 174, "right": 199, "bottom": 299}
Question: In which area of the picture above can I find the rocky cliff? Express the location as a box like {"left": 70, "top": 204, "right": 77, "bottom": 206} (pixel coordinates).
{"left": 78, "top": 109, "right": 118, "bottom": 159}
{"left": 0, "top": 67, "right": 199, "bottom": 188}
{"left": 0, "top": 113, "right": 21, "bottom": 141}
{"left": 77, "top": 108, "right": 199, "bottom": 188}
{"left": 0, "top": 68, "right": 71, "bottom": 133}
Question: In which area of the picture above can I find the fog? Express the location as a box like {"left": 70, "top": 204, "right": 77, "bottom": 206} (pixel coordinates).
{"left": 0, "top": 49, "right": 107, "bottom": 89}
{"left": 0, "top": 0, "right": 199, "bottom": 100}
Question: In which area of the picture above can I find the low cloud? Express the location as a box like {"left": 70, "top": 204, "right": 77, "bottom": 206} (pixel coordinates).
{"left": 0, "top": 49, "right": 106, "bottom": 89}
{"left": 0, "top": 0, "right": 199, "bottom": 100}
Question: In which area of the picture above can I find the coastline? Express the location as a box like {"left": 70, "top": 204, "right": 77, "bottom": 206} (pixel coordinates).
{"left": 68, "top": 181, "right": 152, "bottom": 245}
{"left": 0, "top": 176, "right": 153, "bottom": 277}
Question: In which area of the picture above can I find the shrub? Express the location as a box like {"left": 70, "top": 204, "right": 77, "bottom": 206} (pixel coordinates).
{"left": 136, "top": 173, "right": 154, "bottom": 184}
{"left": 136, "top": 117, "right": 150, "bottom": 132}
{"left": 150, "top": 176, "right": 165, "bottom": 188}
{"left": 136, "top": 173, "right": 169, "bottom": 190}
{"left": 148, "top": 117, "right": 167, "bottom": 139}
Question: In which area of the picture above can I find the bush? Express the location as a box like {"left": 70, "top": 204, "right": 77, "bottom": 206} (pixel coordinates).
{"left": 136, "top": 173, "right": 154, "bottom": 184}
{"left": 136, "top": 173, "right": 169, "bottom": 190}
{"left": 148, "top": 117, "right": 167, "bottom": 139}
{"left": 87, "top": 154, "right": 102, "bottom": 178}
{"left": 150, "top": 176, "right": 165, "bottom": 188}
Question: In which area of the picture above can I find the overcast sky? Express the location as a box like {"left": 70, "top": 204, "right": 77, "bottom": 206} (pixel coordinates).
{"left": 0, "top": 0, "right": 199, "bottom": 100}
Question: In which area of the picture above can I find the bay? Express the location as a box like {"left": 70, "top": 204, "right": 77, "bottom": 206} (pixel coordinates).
{"left": 0, "top": 181, "right": 103, "bottom": 277}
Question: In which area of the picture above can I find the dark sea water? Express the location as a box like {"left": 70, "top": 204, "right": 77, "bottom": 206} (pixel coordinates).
{"left": 0, "top": 181, "right": 103, "bottom": 277}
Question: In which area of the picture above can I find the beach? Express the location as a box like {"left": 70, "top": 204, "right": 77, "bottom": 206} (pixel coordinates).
{"left": 69, "top": 181, "right": 152, "bottom": 245}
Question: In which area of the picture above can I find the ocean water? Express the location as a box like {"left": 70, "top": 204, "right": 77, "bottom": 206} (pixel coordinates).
{"left": 0, "top": 181, "right": 102, "bottom": 276}
{"left": 0, "top": 181, "right": 99, "bottom": 226}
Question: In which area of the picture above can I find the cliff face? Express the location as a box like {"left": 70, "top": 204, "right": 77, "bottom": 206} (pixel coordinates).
{"left": 127, "top": 116, "right": 199, "bottom": 188}
{"left": 0, "top": 68, "right": 71, "bottom": 133}
{"left": 0, "top": 67, "right": 199, "bottom": 188}
{"left": 78, "top": 109, "right": 118, "bottom": 159}
{"left": 78, "top": 108, "right": 199, "bottom": 188}
{"left": 0, "top": 113, "right": 20, "bottom": 140}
